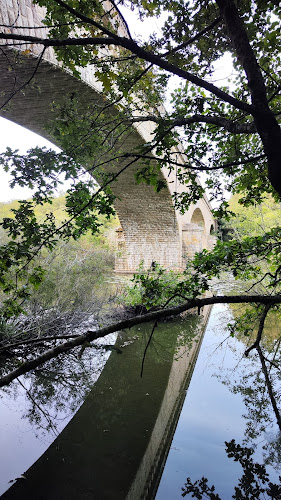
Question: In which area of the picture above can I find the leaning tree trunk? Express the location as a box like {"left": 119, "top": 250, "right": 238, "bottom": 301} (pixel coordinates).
{"left": 216, "top": 0, "right": 281, "bottom": 198}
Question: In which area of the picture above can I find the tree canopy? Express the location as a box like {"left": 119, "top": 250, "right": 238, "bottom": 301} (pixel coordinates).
{"left": 0, "top": 0, "right": 281, "bottom": 390}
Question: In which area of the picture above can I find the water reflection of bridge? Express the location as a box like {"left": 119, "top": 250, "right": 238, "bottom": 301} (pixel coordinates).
{"left": 1, "top": 307, "right": 211, "bottom": 500}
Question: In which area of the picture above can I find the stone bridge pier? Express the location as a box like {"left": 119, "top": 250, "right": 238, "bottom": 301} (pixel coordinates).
{"left": 0, "top": 0, "right": 217, "bottom": 273}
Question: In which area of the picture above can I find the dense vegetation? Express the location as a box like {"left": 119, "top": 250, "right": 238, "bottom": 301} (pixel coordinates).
{"left": 0, "top": 195, "right": 118, "bottom": 341}
{"left": 225, "top": 194, "right": 281, "bottom": 239}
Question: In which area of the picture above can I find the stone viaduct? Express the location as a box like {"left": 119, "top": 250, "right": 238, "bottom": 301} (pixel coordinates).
{"left": 0, "top": 0, "right": 217, "bottom": 272}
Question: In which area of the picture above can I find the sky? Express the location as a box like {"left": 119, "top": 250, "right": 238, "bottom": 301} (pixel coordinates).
{"left": 0, "top": 117, "right": 58, "bottom": 202}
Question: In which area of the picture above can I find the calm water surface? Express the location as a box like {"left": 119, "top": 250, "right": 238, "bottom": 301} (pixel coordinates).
{"left": 156, "top": 303, "right": 281, "bottom": 498}
{"left": 0, "top": 303, "right": 280, "bottom": 498}
{"left": 0, "top": 334, "right": 117, "bottom": 495}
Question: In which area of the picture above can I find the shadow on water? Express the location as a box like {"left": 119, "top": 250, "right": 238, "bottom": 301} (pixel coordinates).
{"left": 1, "top": 309, "right": 210, "bottom": 500}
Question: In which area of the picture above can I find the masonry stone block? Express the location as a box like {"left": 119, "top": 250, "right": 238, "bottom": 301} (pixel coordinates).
{"left": 0, "top": 0, "right": 216, "bottom": 273}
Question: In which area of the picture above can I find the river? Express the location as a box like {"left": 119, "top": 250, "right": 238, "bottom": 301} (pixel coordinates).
{"left": 156, "top": 303, "right": 281, "bottom": 498}
{"left": 0, "top": 303, "right": 280, "bottom": 498}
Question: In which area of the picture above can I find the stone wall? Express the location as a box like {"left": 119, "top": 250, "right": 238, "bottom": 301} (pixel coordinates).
{"left": 0, "top": 0, "right": 216, "bottom": 272}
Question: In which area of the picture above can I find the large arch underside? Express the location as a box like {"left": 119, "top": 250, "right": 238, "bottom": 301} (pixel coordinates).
{"left": 0, "top": 47, "right": 182, "bottom": 271}
{"left": 0, "top": 0, "right": 217, "bottom": 271}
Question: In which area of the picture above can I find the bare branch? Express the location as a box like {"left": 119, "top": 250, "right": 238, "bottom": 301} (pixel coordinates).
{"left": 0, "top": 47, "right": 46, "bottom": 111}
{"left": 0, "top": 32, "right": 116, "bottom": 46}
{"left": 131, "top": 114, "right": 256, "bottom": 134}
{"left": 263, "top": 355, "right": 280, "bottom": 371}
{"left": 0, "top": 0, "right": 256, "bottom": 115}
{"left": 17, "top": 378, "right": 59, "bottom": 435}
{"left": 92, "top": 152, "right": 265, "bottom": 172}
{"left": 1, "top": 294, "right": 281, "bottom": 388}
{"left": 0, "top": 333, "right": 81, "bottom": 354}
{"left": 164, "top": 16, "right": 222, "bottom": 57}
{"left": 140, "top": 320, "right": 158, "bottom": 378}
{"left": 105, "top": 0, "right": 133, "bottom": 40}
{"left": 257, "top": 345, "right": 281, "bottom": 431}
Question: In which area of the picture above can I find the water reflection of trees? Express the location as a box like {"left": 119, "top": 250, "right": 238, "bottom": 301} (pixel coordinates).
{"left": 0, "top": 317, "right": 192, "bottom": 441}
{"left": 223, "top": 359, "right": 281, "bottom": 469}
{"left": 216, "top": 306, "right": 281, "bottom": 471}
{"left": 182, "top": 439, "right": 281, "bottom": 499}
{"left": 0, "top": 339, "right": 115, "bottom": 438}
{"left": 181, "top": 304, "right": 281, "bottom": 499}
{"left": 0, "top": 314, "right": 201, "bottom": 440}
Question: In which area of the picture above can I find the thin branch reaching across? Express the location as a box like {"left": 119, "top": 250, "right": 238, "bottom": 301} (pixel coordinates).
{"left": 262, "top": 355, "right": 280, "bottom": 371}
{"left": 52, "top": 0, "right": 255, "bottom": 114}
{"left": 0, "top": 333, "right": 81, "bottom": 354}
{"left": 163, "top": 16, "right": 222, "bottom": 57}
{"left": 0, "top": 46, "right": 18, "bottom": 97}
{"left": 0, "top": 20, "right": 85, "bottom": 30}
{"left": 1, "top": 295, "right": 281, "bottom": 388}
{"left": 105, "top": 0, "right": 133, "bottom": 40}
{"left": 0, "top": 33, "right": 116, "bottom": 46}
{"left": 140, "top": 292, "right": 187, "bottom": 377}
{"left": 0, "top": 46, "right": 46, "bottom": 111}
{"left": 131, "top": 114, "right": 257, "bottom": 134}
{"left": 257, "top": 345, "right": 281, "bottom": 432}
{"left": 113, "top": 152, "right": 266, "bottom": 172}
{"left": 17, "top": 378, "right": 59, "bottom": 436}
{"left": 140, "top": 320, "right": 158, "bottom": 378}
{"left": 14, "top": 152, "right": 146, "bottom": 278}
{"left": 0, "top": 16, "right": 256, "bottom": 115}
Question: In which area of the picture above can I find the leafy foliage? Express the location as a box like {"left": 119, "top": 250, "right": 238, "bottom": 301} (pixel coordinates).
{"left": 227, "top": 194, "right": 281, "bottom": 238}
{"left": 122, "top": 261, "right": 210, "bottom": 310}
{"left": 0, "top": 0, "right": 280, "bottom": 397}
{"left": 0, "top": 194, "right": 117, "bottom": 319}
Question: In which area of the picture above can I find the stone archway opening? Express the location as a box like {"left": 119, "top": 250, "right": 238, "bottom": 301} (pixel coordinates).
{"left": 190, "top": 208, "right": 205, "bottom": 229}
{"left": 181, "top": 208, "right": 206, "bottom": 265}
{"left": 0, "top": 0, "right": 216, "bottom": 275}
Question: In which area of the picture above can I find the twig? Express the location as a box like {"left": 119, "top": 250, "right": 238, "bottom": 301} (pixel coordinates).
{"left": 17, "top": 378, "right": 59, "bottom": 435}
{"left": 1, "top": 294, "right": 281, "bottom": 388}
{"left": 0, "top": 47, "right": 46, "bottom": 111}
{"left": 140, "top": 320, "right": 158, "bottom": 378}
{"left": 256, "top": 345, "right": 281, "bottom": 432}
{"left": 263, "top": 355, "right": 280, "bottom": 371}
{"left": 0, "top": 333, "right": 81, "bottom": 353}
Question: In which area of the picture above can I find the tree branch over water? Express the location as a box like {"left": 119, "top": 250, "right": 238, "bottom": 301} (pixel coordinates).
{"left": 1, "top": 294, "right": 281, "bottom": 388}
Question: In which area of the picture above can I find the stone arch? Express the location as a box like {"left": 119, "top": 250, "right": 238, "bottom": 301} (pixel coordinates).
{"left": 0, "top": 1, "right": 183, "bottom": 273}
{"left": 0, "top": 0, "right": 216, "bottom": 273}
{"left": 181, "top": 207, "right": 207, "bottom": 262}
{"left": 190, "top": 207, "right": 205, "bottom": 228}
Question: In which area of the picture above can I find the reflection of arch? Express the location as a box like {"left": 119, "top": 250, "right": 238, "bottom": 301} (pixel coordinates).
{"left": 190, "top": 208, "right": 205, "bottom": 229}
